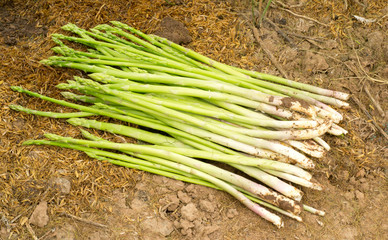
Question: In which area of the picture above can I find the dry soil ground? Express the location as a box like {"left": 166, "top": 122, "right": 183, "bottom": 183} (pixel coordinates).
{"left": 0, "top": 0, "right": 387, "bottom": 239}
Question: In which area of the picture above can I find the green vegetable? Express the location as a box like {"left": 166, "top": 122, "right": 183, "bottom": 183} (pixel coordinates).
{"left": 10, "top": 21, "right": 350, "bottom": 227}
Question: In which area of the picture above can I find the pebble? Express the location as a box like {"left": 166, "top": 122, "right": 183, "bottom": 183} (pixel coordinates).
{"left": 181, "top": 203, "right": 199, "bottom": 222}
{"left": 226, "top": 208, "right": 238, "bottom": 219}
{"left": 355, "top": 190, "right": 365, "bottom": 202}
{"left": 199, "top": 200, "right": 216, "bottom": 213}
{"left": 50, "top": 177, "right": 71, "bottom": 194}
{"left": 140, "top": 217, "right": 174, "bottom": 237}
{"left": 29, "top": 201, "right": 49, "bottom": 228}
{"left": 177, "top": 191, "right": 191, "bottom": 204}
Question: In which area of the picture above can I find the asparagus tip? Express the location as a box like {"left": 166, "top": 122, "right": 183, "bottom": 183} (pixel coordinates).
{"left": 93, "top": 24, "right": 113, "bottom": 31}
{"left": 51, "top": 33, "right": 66, "bottom": 39}
{"left": 9, "top": 104, "right": 23, "bottom": 111}
{"left": 44, "top": 133, "right": 62, "bottom": 141}
{"left": 61, "top": 23, "right": 81, "bottom": 32}
{"left": 56, "top": 83, "right": 72, "bottom": 90}
{"left": 10, "top": 86, "right": 24, "bottom": 92}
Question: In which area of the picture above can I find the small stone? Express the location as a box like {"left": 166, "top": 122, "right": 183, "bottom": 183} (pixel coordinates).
{"left": 29, "top": 201, "right": 49, "bottom": 228}
{"left": 51, "top": 177, "right": 71, "bottom": 194}
{"left": 154, "top": 17, "right": 192, "bottom": 44}
{"left": 179, "top": 219, "right": 194, "bottom": 231}
{"left": 181, "top": 203, "right": 199, "bottom": 222}
{"left": 303, "top": 52, "right": 329, "bottom": 73}
{"left": 173, "top": 220, "right": 180, "bottom": 228}
{"left": 226, "top": 208, "right": 238, "bottom": 219}
{"left": 180, "top": 228, "right": 188, "bottom": 236}
{"left": 129, "top": 190, "right": 150, "bottom": 211}
{"left": 193, "top": 219, "right": 202, "bottom": 228}
{"left": 177, "top": 191, "right": 191, "bottom": 204}
{"left": 180, "top": 227, "right": 193, "bottom": 237}
{"left": 135, "top": 182, "right": 149, "bottom": 191}
{"left": 152, "top": 175, "right": 168, "bottom": 184}
{"left": 166, "top": 179, "right": 185, "bottom": 191}
{"left": 156, "top": 186, "right": 170, "bottom": 194}
{"left": 140, "top": 217, "right": 174, "bottom": 237}
{"left": 160, "top": 194, "right": 180, "bottom": 212}
{"left": 185, "top": 184, "right": 196, "bottom": 193}
{"left": 366, "top": 31, "right": 384, "bottom": 51}
{"left": 355, "top": 190, "right": 365, "bottom": 202}
{"left": 199, "top": 200, "right": 215, "bottom": 213}
{"left": 0, "top": 227, "right": 8, "bottom": 240}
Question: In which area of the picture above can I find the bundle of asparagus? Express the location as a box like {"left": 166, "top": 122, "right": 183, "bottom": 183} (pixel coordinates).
{"left": 10, "top": 21, "right": 348, "bottom": 227}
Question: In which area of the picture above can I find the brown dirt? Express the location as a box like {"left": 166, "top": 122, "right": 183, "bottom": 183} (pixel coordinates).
{"left": 0, "top": 0, "right": 387, "bottom": 239}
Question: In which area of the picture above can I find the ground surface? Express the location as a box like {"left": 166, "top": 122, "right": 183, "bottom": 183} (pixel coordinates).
{"left": 0, "top": 0, "right": 387, "bottom": 239}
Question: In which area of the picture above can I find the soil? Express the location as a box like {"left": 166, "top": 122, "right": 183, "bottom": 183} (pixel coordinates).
{"left": 0, "top": 0, "right": 387, "bottom": 239}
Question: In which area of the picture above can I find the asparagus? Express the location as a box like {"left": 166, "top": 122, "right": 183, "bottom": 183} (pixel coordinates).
{"left": 24, "top": 139, "right": 284, "bottom": 227}
{"left": 43, "top": 133, "right": 302, "bottom": 215}
{"left": 9, "top": 22, "right": 350, "bottom": 227}
{"left": 149, "top": 34, "right": 349, "bottom": 101}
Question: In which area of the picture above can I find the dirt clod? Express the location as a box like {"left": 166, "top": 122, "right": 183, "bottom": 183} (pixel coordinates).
{"left": 180, "top": 203, "right": 199, "bottom": 222}
{"left": 199, "top": 200, "right": 216, "bottom": 213}
{"left": 355, "top": 190, "right": 365, "bottom": 202}
{"left": 50, "top": 177, "right": 71, "bottom": 194}
{"left": 303, "top": 51, "right": 329, "bottom": 74}
{"left": 160, "top": 193, "right": 180, "bottom": 212}
{"left": 177, "top": 190, "right": 191, "bottom": 204}
{"left": 140, "top": 217, "right": 174, "bottom": 237}
{"left": 154, "top": 17, "right": 192, "bottom": 44}
{"left": 366, "top": 31, "right": 384, "bottom": 51}
{"left": 226, "top": 208, "right": 238, "bottom": 219}
{"left": 29, "top": 201, "right": 49, "bottom": 228}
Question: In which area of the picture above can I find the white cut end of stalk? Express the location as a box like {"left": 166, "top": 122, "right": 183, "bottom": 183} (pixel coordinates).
{"left": 310, "top": 183, "right": 324, "bottom": 191}
{"left": 285, "top": 140, "right": 325, "bottom": 158}
{"left": 313, "top": 137, "right": 330, "bottom": 151}
{"left": 289, "top": 189, "right": 303, "bottom": 202}
{"left": 331, "top": 123, "right": 348, "bottom": 135}
{"left": 273, "top": 144, "right": 315, "bottom": 169}
{"left": 289, "top": 101, "right": 316, "bottom": 119}
{"left": 334, "top": 91, "right": 350, "bottom": 101}
{"left": 327, "top": 123, "right": 348, "bottom": 136}
{"left": 314, "top": 106, "right": 343, "bottom": 123}
{"left": 303, "top": 205, "right": 326, "bottom": 216}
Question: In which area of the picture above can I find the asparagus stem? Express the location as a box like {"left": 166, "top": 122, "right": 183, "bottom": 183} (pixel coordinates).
{"left": 11, "top": 86, "right": 233, "bottom": 154}
{"left": 24, "top": 139, "right": 284, "bottom": 227}
{"left": 67, "top": 118, "right": 189, "bottom": 148}
{"left": 9, "top": 105, "right": 95, "bottom": 118}
{"left": 233, "top": 67, "right": 350, "bottom": 101}
{"left": 75, "top": 80, "right": 316, "bottom": 168}
{"left": 46, "top": 55, "right": 318, "bottom": 118}
{"left": 43, "top": 133, "right": 302, "bottom": 215}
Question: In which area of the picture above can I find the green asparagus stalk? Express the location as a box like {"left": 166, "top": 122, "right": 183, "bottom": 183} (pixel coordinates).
{"left": 9, "top": 105, "right": 95, "bottom": 118}
{"left": 43, "top": 133, "right": 302, "bottom": 215}
{"left": 24, "top": 138, "right": 284, "bottom": 227}
{"left": 149, "top": 34, "right": 349, "bottom": 101}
